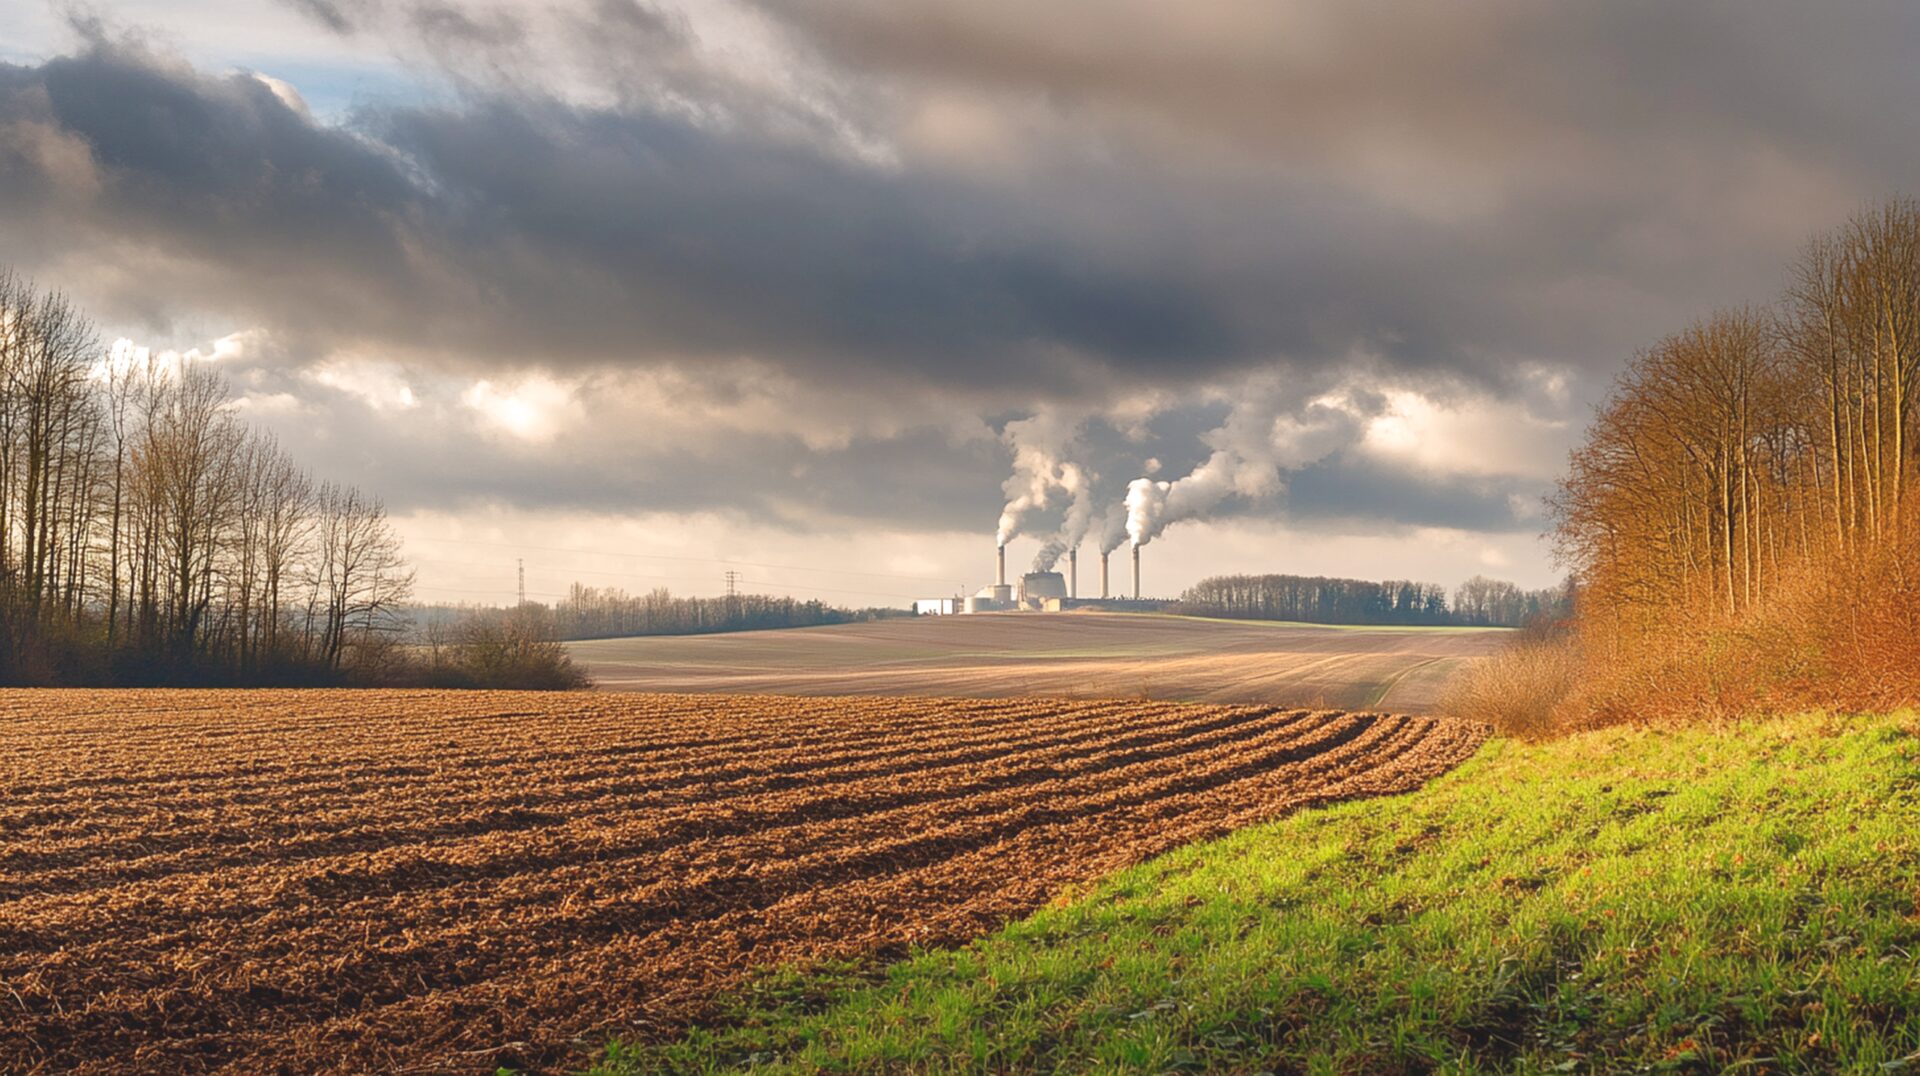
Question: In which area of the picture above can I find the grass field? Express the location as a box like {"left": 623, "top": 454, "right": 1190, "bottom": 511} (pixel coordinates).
{"left": 609, "top": 711, "right": 1920, "bottom": 1074}
{"left": 0, "top": 689, "right": 1481, "bottom": 1073}
{"left": 568, "top": 612, "right": 1506, "bottom": 713}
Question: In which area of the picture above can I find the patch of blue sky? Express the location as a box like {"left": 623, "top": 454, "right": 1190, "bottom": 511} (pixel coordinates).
{"left": 230, "top": 55, "right": 431, "bottom": 121}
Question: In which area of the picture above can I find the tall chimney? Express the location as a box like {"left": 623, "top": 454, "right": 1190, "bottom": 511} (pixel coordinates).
{"left": 1100, "top": 551, "right": 1110, "bottom": 598}
{"left": 1068, "top": 548, "right": 1078, "bottom": 599}
{"left": 1131, "top": 544, "right": 1141, "bottom": 600}
{"left": 996, "top": 544, "right": 1006, "bottom": 587}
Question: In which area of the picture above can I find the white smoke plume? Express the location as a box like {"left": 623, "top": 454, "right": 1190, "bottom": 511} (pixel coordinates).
{"left": 994, "top": 408, "right": 1083, "bottom": 548}
{"left": 1030, "top": 536, "right": 1068, "bottom": 573}
{"left": 1097, "top": 502, "right": 1130, "bottom": 554}
{"left": 1123, "top": 385, "right": 1369, "bottom": 548}
{"left": 1031, "top": 461, "right": 1097, "bottom": 571}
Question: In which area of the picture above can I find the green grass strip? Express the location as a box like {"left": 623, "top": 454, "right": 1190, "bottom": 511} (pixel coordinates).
{"left": 599, "top": 712, "right": 1920, "bottom": 1074}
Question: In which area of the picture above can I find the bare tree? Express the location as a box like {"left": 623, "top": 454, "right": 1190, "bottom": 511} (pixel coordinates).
{"left": 311, "top": 482, "right": 413, "bottom": 672}
{"left": 0, "top": 269, "right": 432, "bottom": 686}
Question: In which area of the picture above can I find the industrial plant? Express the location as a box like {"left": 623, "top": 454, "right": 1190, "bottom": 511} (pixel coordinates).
{"left": 917, "top": 542, "right": 1147, "bottom": 614}
{"left": 942, "top": 434, "right": 1165, "bottom": 615}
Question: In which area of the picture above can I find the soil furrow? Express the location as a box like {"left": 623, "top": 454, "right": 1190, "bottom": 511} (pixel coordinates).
{"left": 0, "top": 688, "right": 1484, "bottom": 1073}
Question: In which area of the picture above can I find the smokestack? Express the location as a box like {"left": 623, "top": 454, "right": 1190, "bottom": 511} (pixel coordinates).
{"left": 1131, "top": 544, "right": 1141, "bottom": 600}
{"left": 996, "top": 544, "right": 1006, "bottom": 587}
{"left": 1100, "top": 551, "right": 1109, "bottom": 598}
{"left": 1068, "top": 548, "right": 1078, "bottom": 599}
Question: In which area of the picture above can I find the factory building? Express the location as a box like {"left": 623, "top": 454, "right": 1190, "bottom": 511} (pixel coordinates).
{"left": 1018, "top": 570, "right": 1067, "bottom": 606}
{"left": 922, "top": 543, "right": 1148, "bottom": 614}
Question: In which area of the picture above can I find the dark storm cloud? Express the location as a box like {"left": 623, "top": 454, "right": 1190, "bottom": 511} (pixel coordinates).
{"left": 1283, "top": 456, "right": 1539, "bottom": 535}
{"left": 13, "top": 1, "right": 1866, "bottom": 397}
{"left": 755, "top": 0, "right": 1920, "bottom": 371}
{"left": 0, "top": 37, "right": 1254, "bottom": 394}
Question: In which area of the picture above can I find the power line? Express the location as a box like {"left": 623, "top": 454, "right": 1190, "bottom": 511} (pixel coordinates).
{"left": 736, "top": 576, "right": 925, "bottom": 601}
{"left": 413, "top": 583, "right": 569, "bottom": 599}
{"left": 410, "top": 557, "right": 714, "bottom": 586}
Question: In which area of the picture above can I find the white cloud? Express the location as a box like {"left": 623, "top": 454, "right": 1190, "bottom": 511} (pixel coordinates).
{"left": 91, "top": 329, "right": 265, "bottom": 383}
{"left": 228, "top": 391, "right": 305, "bottom": 414}
{"left": 307, "top": 358, "right": 420, "bottom": 412}
{"left": 1359, "top": 383, "right": 1572, "bottom": 480}
{"left": 461, "top": 373, "right": 581, "bottom": 443}
{"left": 250, "top": 73, "right": 309, "bottom": 117}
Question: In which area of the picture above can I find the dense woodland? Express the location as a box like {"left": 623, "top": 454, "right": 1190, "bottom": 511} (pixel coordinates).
{"left": 1175, "top": 573, "right": 1567, "bottom": 628}
{"left": 1459, "top": 197, "right": 1920, "bottom": 731}
{"left": 0, "top": 272, "right": 424, "bottom": 685}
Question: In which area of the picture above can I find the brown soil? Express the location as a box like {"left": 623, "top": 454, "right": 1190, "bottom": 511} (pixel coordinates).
{"left": 0, "top": 688, "right": 1486, "bottom": 1073}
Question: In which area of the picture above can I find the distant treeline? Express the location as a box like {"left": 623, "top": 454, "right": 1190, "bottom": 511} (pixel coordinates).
{"left": 409, "top": 584, "right": 910, "bottom": 642}
{"left": 1174, "top": 573, "right": 1569, "bottom": 628}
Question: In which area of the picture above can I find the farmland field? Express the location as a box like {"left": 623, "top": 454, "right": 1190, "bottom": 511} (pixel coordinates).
{"left": 569, "top": 612, "right": 1505, "bottom": 712}
{"left": 0, "top": 689, "right": 1484, "bottom": 1073}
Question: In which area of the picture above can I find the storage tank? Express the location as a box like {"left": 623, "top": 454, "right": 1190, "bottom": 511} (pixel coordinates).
{"left": 968, "top": 583, "right": 1013, "bottom": 612}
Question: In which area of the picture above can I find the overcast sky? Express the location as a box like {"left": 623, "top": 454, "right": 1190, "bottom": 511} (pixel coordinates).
{"left": 5, "top": 1, "right": 1915, "bottom": 605}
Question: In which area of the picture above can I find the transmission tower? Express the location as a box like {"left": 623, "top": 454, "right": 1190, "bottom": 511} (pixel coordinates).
{"left": 517, "top": 558, "right": 526, "bottom": 606}
{"left": 724, "top": 569, "right": 740, "bottom": 598}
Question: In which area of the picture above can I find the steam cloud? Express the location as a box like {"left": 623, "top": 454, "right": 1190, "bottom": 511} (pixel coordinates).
{"left": 994, "top": 410, "right": 1080, "bottom": 547}
{"left": 997, "top": 382, "right": 1375, "bottom": 567}
{"left": 1096, "top": 503, "right": 1130, "bottom": 555}
{"left": 1121, "top": 386, "right": 1371, "bottom": 548}
{"left": 1030, "top": 536, "right": 1068, "bottom": 573}
{"left": 1030, "top": 461, "right": 1096, "bottom": 571}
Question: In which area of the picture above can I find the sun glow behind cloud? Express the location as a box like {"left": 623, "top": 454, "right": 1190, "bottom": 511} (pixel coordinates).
{"left": 461, "top": 374, "right": 582, "bottom": 443}
{"left": 1360, "top": 383, "right": 1572, "bottom": 481}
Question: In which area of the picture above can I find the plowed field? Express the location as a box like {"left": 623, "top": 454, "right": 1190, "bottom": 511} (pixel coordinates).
{"left": 571, "top": 612, "right": 1506, "bottom": 713}
{"left": 0, "top": 689, "right": 1486, "bottom": 1073}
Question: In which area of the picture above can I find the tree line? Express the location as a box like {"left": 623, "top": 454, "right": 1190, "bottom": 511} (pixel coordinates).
{"left": 1173, "top": 573, "right": 1568, "bottom": 628}
{"left": 1557, "top": 200, "right": 1920, "bottom": 623}
{"left": 1457, "top": 196, "right": 1920, "bottom": 732}
{"left": 541, "top": 584, "right": 907, "bottom": 639}
{"left": 0, "top": 271, "right": 418, "bottom": 685}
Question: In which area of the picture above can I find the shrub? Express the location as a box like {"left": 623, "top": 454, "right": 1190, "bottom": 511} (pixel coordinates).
{"left": 1438, "top": 629, "right": 1583, "bottom": 738}
{"left": 432, "top": 607, "right": 592, "bottom": 690}
{"left": 1456, "top": 525, "right": 1920, "bottom": 738}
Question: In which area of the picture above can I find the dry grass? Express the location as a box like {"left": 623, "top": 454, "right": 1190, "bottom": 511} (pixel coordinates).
{"left": 1436, "top": 633, "right": 1583, "bottom": 738}
{"left": 1445, "top": 536, "right": 1920, "bottom": 737}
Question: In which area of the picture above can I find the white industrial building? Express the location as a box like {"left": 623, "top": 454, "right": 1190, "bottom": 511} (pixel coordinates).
{"left": 919, "top": 543, "right": 1138, "bottom": 614}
